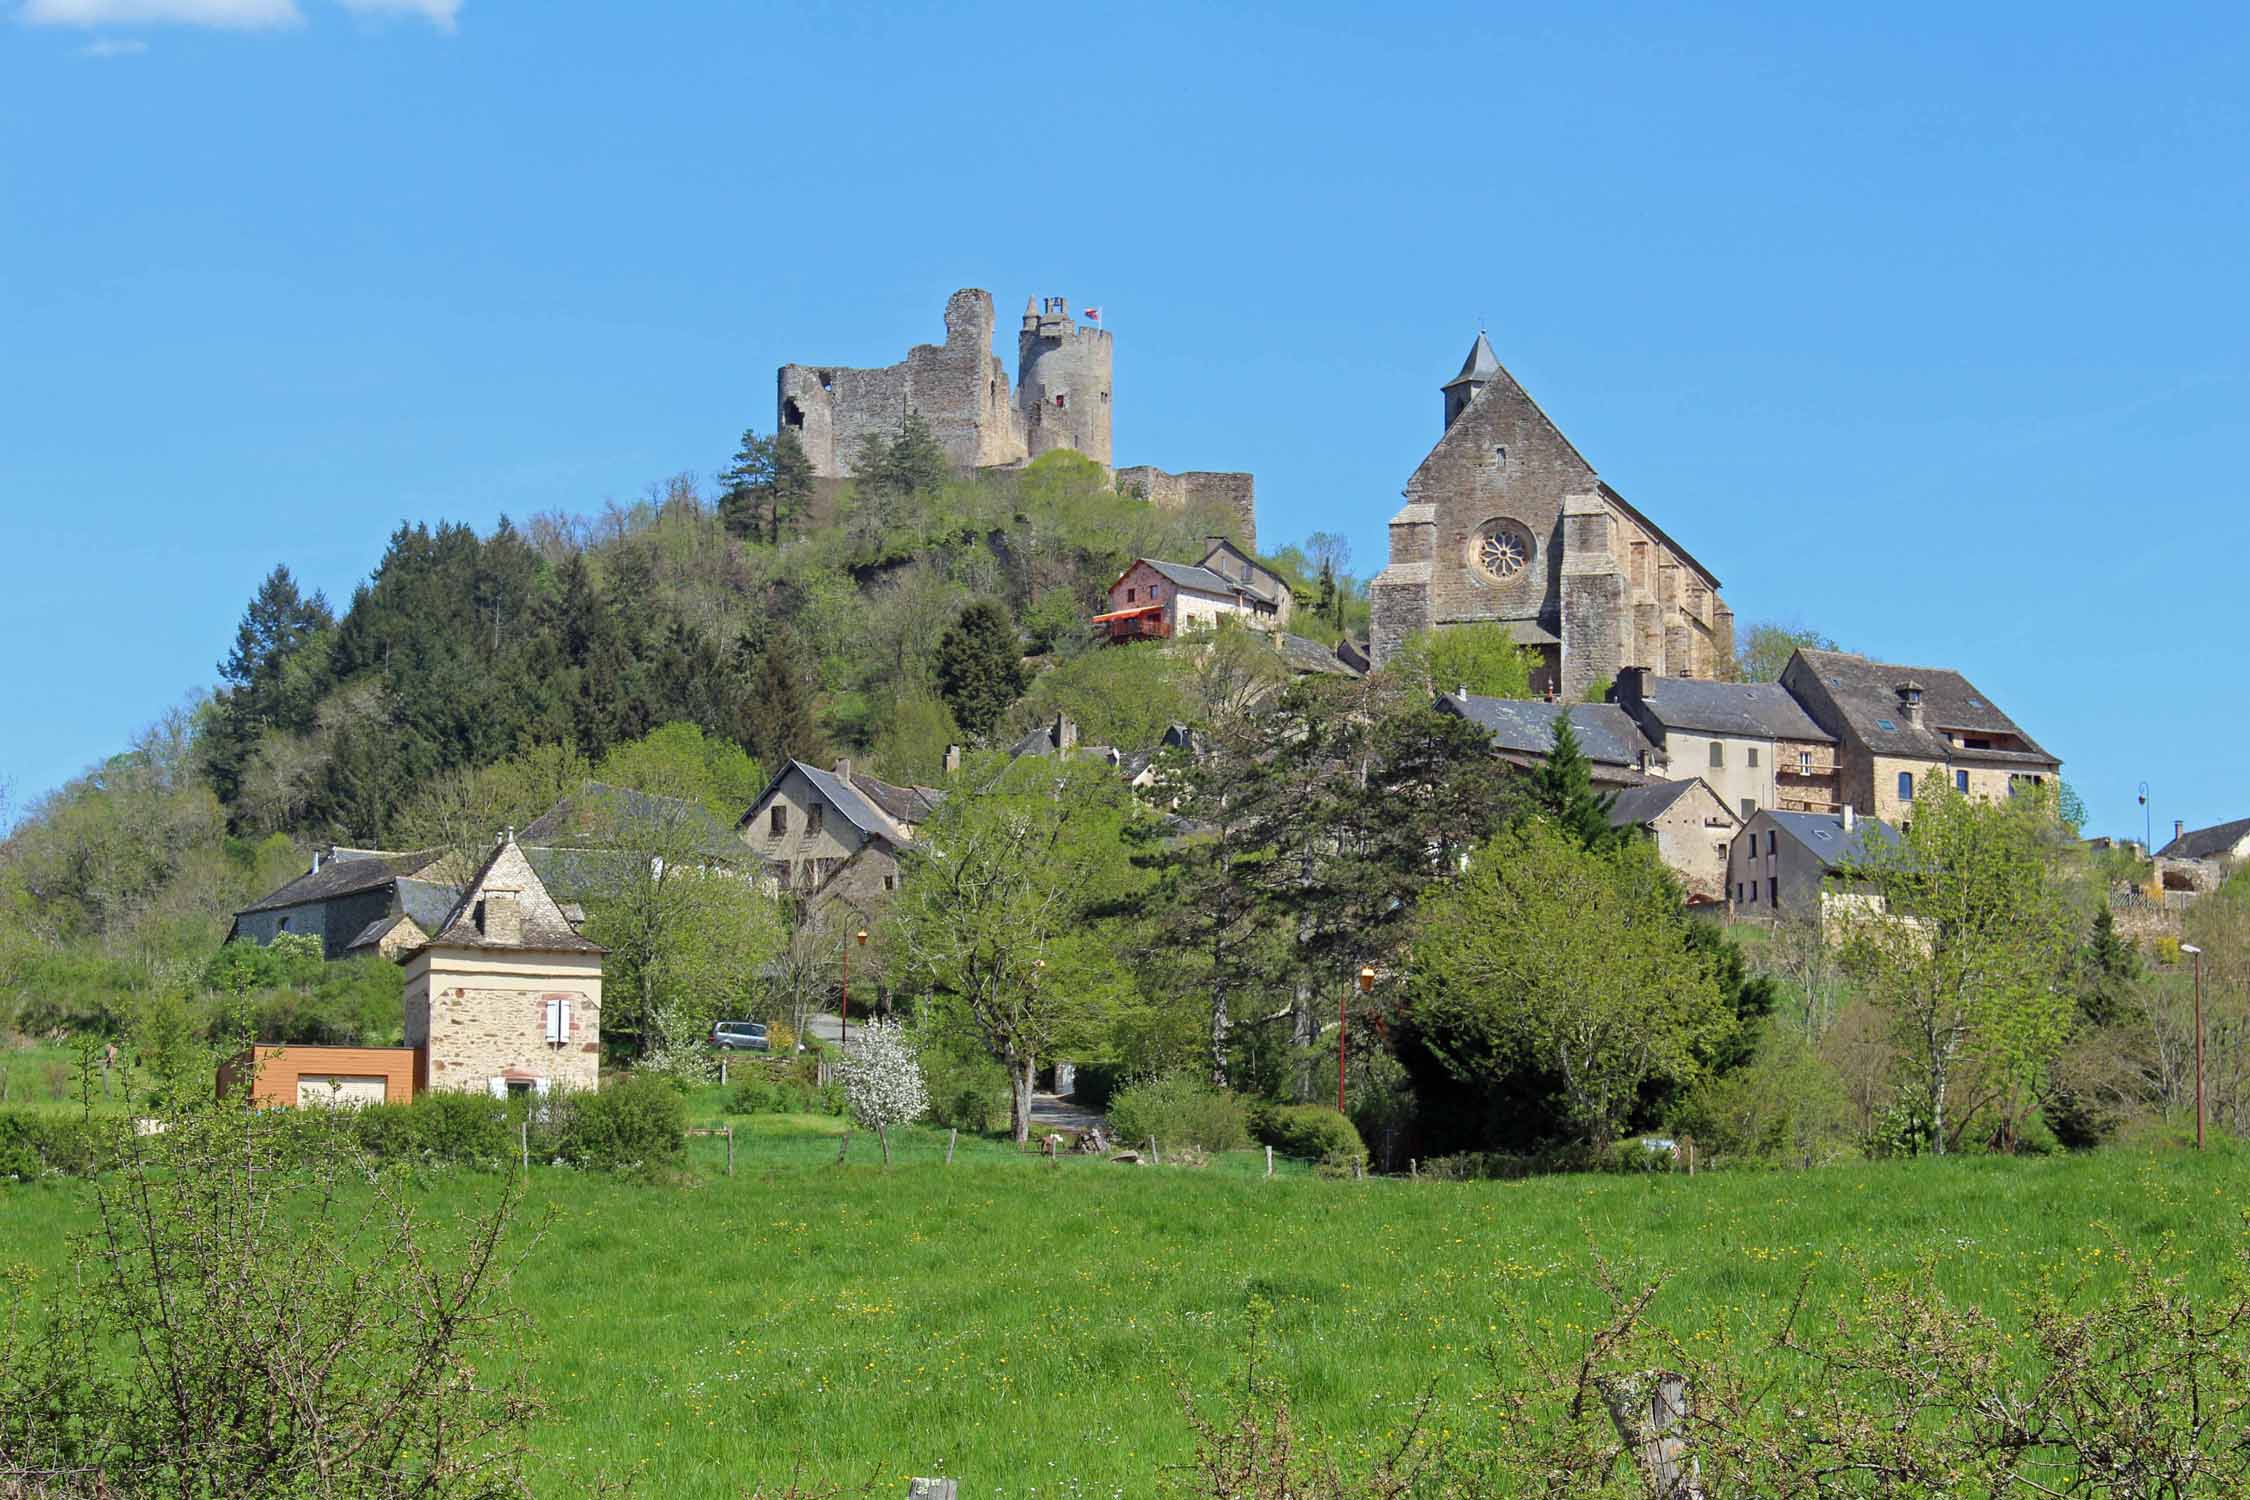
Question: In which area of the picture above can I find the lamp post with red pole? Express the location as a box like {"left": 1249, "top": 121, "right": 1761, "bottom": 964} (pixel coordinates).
{"left": 2182, "top": 942, "right": 2206, "bottom": 1150}
{"left": 841, "top": 928, "right": 868, "bottom": 1049}
{"left": 1340, "top": 966, "right": 1374, "bottom": 1114}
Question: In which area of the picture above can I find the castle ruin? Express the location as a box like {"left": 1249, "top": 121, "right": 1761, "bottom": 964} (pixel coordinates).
{"left": 777, "top": 289, "right": 1257, "bottom": 547}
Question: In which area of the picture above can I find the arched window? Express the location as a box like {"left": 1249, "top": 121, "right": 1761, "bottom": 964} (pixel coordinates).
{"left": 1898, "top": 771, "right": 1914, "bottom": 802}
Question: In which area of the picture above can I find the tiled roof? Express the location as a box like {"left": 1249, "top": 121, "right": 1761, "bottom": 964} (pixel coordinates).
{"left": 2157, "top": 817, "right": 2250, "bottom": 861}
{"left": 414, "top": 836, "right": 602, "bottom": 955}
{"left": 852, "top": 771, "right": 942, "bottom": 827}
{"left": 1792, "top": 649, "right": 2053, "bottom": 764}
{"left": 238, "top": 847, "right": 447, "bottom": 915}
{"left": 1606, "top": 779, "right": 1721, "bottom": 828}
{"left": 1628, "top": 678, "right": 1832, "bottom": 742}
{"left": 1439, "top": 694, "right": 1655, "bottom": 767}
{"left": 1765, "top": 809, "right": 1901, "bottom": 870}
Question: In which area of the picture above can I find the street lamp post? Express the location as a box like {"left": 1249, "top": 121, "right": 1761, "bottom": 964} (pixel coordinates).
{"left": 1340, "top": 966, "right": 1374, "bottom": 1114}
{"left": 2182, "top": 942, "right": 2206, "bottom": 1150}
{"left": 2138, "top": 782, "right": 2151, "bottom": 855}
{"left": 842, "top": 928, "right": 868, "bottom": 1049}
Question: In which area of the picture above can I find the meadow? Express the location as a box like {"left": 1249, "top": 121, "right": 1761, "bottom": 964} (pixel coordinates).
{"left": 2, "top": 1101, "right": 2243, "bottom": 1497}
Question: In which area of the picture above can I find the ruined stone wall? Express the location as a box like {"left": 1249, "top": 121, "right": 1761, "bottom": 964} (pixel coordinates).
{"left": 404, "top": 948, "right": 602, "bottom": 1095}
{"left": 1115, "top": 466, "right": 1258, "bottom": 549}
{"left": 779, "top": 290, "right": 1027, "bottom": 478}
{"left": 1017, "top": 299, "right": 1112, "bottom": 466}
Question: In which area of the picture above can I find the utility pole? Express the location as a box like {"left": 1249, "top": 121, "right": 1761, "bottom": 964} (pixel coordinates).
{"left": 841, "top": 927, "right": 868, "bottom": 1049}
{"left": 2183, "top": 943, "right": 2206, "bottom": 1150}
{"left": 1340, "top": 966, "right": 1373, "bottom": 1114}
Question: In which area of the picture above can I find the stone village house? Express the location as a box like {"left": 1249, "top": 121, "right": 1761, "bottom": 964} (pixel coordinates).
{"left": 1726, "top": 806, "right": 1901, "bottom": 922}
{"left": 1609, "top": 667, "right": 1840, "bottom": 822}
{"left": 1604, "top": 779, "right": 1741, "bottom": 905}
{"left": 1093, "top": 538, "right": 1294, "bottom": 643}
{"left": 734, "top": 758, "right": 942, "bottom": 933}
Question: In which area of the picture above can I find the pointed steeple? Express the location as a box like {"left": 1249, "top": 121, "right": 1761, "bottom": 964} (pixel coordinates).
{"left": 1439, "top": 329, "right": 1501, "bottom": 429}
{"left": 1443, "top": 329, "right": 1501, "bottom": 390}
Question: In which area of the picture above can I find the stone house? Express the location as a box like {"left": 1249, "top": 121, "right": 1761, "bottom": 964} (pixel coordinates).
{"left": 1779, "top": 649, "right": 2059, "bottom": 827}
{"left": 2153, "top": 817, "right": 2250, "bottom": 895}
{"left": 1609, "top": 667, "right": 1840, "bottom": 822}
{"left": 735, "top": 759, "right": 941, "bottom": 928}
{"left": 403, "top": 834, "right": 603, "bottom": 1098}
{"left": 1094, "top": 540, "right": 1293, "bottom": 643}
{"left": 228, "top": 847, "right": 457, "bottom": 960}
{"left": 1605, "top": 778, "right": 1741, "bottom": 904}
{"left": 1370, "top": 331, "right": 1733, "bottom": 697}
{"left": 1434, "top": 692, "right": 1658, "bottom": 788}
{"left": 1727, "top": 806, "right": 1900, "bottom": 921}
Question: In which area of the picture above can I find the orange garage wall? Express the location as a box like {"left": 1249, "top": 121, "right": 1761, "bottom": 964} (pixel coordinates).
{"left": 221, "top": 1044, "right": 420, "bottom": 1107}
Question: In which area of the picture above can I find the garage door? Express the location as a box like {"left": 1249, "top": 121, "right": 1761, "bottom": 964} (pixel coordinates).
{"left": 297, "top": 1074, "right": 389, "bottom": 1108}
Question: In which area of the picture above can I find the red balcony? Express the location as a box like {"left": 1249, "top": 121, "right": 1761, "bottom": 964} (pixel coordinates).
{"left": 1091, "top": 604, "right": 1170, "bottom": 643}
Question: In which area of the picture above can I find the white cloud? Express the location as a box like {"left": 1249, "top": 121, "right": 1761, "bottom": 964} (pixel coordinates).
{"left": 20, "top": 0, "right": 302, "bottom": 25}
{"left": 335, "top": 0, "right": 456, "bottom": 29}
{"left": 78, "top": 33, "right": 147, "bottom": 51}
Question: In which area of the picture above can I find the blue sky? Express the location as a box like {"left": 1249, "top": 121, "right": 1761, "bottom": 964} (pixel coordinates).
{"left": 2, "top": 0, "right": 2243, "bottom": 844}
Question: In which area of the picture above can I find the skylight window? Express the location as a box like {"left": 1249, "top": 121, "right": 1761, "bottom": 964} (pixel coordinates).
{"left": 1814, "top": 829, "right": 1834, "bottom": 841}
{"left": 1877, "top": 718, "right": 1898, "bottom": 732}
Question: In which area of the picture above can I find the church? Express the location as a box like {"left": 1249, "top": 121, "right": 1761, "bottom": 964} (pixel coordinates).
{"left": 1369, "top": 333, "right": 1733, "bottom": 700}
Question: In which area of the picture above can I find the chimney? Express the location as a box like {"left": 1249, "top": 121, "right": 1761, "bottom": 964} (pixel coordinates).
{"left": 1842, "top": 804, "right": 1856, "bottom": 832}
{"left": 1456, "top": 684, "right": 1471, "bottom": 700}
{"left": 943, "top": 744, "right": 962, "bottom": 775}
{"left": 1614, "top": 665, "right": 1650, "bottom": 708}
{"left": 1894, "top": 680, "right": 1924, "bottom": 727}
{"left": 478, "top": 891, "right": 523, "bottom": 946}
{"left": 1054, "top": 714, "right": 1078, "bottom": 752}
{"left": 2175, "top": 819, "right": 2186, "bottom": 844}
{"left": 834, "top": 757, "right": 854, "bottom": 784}
{"left": 311, "top": 849, "right": 325, "bottom": 874}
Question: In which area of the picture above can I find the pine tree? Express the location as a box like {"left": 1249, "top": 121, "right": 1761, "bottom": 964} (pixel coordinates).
{"left": 934, "top": 601, "right": 1027, "bottom": 740}
{"left": 716, "top": 429, "right": 773, "bottom": 542}
{"left": 1531, "top": 714, "right": 1621, "bottom": 850}
{"left": 768, "top": 429, "right": 815, "bottom": 543}
{"left": 207, "top": 565, "right": 333, "bottom": 807}
{"left": 1315, "top": 559, "right": 1337, "bottom": 633}
{"left": 747, "top": 627, "right": 823, "bottom": 769}
{"left": 885, "top": 412, "right": 950, "bottom": 498}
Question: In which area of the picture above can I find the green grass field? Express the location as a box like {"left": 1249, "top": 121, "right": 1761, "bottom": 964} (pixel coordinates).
{"left": 3, "top": 1100, "right": 2243, "bottom": 1497}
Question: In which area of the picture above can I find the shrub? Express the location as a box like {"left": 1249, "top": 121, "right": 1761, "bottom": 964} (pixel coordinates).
{"left": 352, "top": 1092, "right": 511, "bottom": 1168}
{"left": 1253, "top": 1104, "right": 1365, "bottom": 1166}
{"left": 558, "top": 1074, "right": 685, "bottom": 1171}
{"left": 0, "top": 1112, "right": 118, "bottom": 1180}
{"left": 1107, "top": 1074, "right": 1249, "bottom": 1152}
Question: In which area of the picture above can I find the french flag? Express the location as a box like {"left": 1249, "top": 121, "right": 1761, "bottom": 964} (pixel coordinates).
{"left": 1082, "top": 306, "right": 1102, "bottom": 323}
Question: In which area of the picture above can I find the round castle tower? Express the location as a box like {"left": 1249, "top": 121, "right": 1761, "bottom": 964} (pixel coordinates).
{"left": 1016, "top": 296, "right": 1113, "bottom": 468}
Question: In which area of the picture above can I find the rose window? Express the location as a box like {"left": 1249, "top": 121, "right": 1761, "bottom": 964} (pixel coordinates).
{"left": 1474, "top": 520, "right": 1534, "bottom": 582}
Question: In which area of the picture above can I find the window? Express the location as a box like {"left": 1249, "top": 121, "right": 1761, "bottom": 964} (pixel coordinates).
{"left": 1799, "top": 750, "right": 1813, "bottom": 774}
{"left": 1494, "top": 445, "right": 1507, "bottom": 466}
{"left": 1768, "top": 877, "right": 1778, "bottom": 906}
{"left": 1741, "top": 798, "right": 1756, "bottom": 820}
{"left": 277, "top": 916, "right": 291, "bottom": 932}
{"left": 1472, "top": 517, "right": 1534, "bottom": 581}
{"left": 1767, "top": 830, "right": 1777, "bottom": 855}
{"left": 1150, "top": 584, "right": 1162, "bottom": 600}
{"left": 883, "top": 874, "right": 897, "bottom": 893}
{"left": 769, "top": 805, "right": 787, "bottom": 836}
{"left": 1898, "top": 772, "right": 1914, "bottom": 802}
{"left": 808, "top": 802, "right": 825, "bottom": 836}
{"left": 1877, "top": 718, "right": 1898, "bottom": 733}
{"left": 1747, "top": 747, "right": 1760, "bottom": 768}
{"left": 1748, "top": 880, "right": 1758, "bottom": 904}
{"left": 1956, "top": 769, "right": 1970, "bottom": 793}
{"left": 1126, "top": 587, "right": 1136, "bottom": 602}
{"left": 544, "top": 999, "right": 571, "bottom": 1046}
{"left": 1709, "top": 743, "right": 1725, "bottom": 769}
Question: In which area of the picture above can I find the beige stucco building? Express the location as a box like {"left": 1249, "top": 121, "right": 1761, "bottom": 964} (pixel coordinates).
{"left": 1609, "top": 668, "right": 1840, "bottom": 821}
{"left": 403, "top": 835, "right": 604, "bottom": 1098}
{"left": 1605, "top": 778, "right": 1741, "bottom": 904}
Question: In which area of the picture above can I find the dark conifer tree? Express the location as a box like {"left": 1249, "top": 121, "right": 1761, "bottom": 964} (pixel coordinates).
{"left": 748, "top": 626, "right": 823, "bottom": 768}
{"left": 934, "top": 601, "right": 1027, "bottom": 739}
{"left": 1531, "top": 714, "right": 1621, "bottom": 850}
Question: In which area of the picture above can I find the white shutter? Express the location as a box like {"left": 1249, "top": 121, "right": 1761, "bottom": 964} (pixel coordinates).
{"left": 545, "top": 999, "right": 570, "bottom": 1046}
{"left": 531, "top": 1077, "right": 552, "bottom": 1097}
{"left": 486, "top": 1076, "right": 507, "bottom": 1099}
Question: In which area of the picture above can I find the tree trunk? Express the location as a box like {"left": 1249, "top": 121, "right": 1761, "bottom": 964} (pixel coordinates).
{"left": 1010, "top": 1056, "right": 1036, "bottom": 1146}
{"left": 1209, "top": 978, "right": 1231, "bottom": 1089}
{"left": 1290, "top": 981, "right": 1316, "bottom": 1102}
{"left": 878, "top": 1125, "right": 891, "bottom": 1168}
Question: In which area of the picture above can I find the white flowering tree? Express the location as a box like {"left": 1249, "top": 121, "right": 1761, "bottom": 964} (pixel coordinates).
{"left": 834, "top": 1018, "right": 929, "bottom": 1166}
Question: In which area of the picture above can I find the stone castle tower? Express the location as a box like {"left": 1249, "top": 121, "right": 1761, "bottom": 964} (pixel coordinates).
{"left": 1016, "top": 296, "right": 1113, "bottom": 466}
{"left": 1369, "top": 330, "right": 1733, "bottom": 699}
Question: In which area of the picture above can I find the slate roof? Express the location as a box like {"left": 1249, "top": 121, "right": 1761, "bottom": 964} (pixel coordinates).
{"left": 1792, "top": 649, "right": 2053, "bottom": 764}
{"left": 413, "top": 835, "right": 602, "bottom": 955}
{"left": 1606, "top": 779, "right": 1718, "bottom": 828}
{"left": 1277, "top": 633, "right": 1358, "bottom": 676}
{"left": 851, "top": 772, "right": 942, "bottom": 827}
{"left": 1438, "top": 693, "right": 1656, "bottom": 767}
{"left": 1629, "top": 677, "right": 1831, "bottom": 742}
{"left": 739, "top": 761, "right": 934, "bottom": 847}
{"left": 1765, "top": 809, "right": 1902, "bottom": 871}
{"left": 344, "top": 912, "right": 425, "bottom": 953}
{"left": 2157, "top": 817, "right": 2250, "bottom": 861}
{"left": 1133, "top": 557, "right": 1283, "bottom": 609}
{"left": 238, "top": 847, "right": 448, "bottom": 915}
{"left": 521, "top": 781, "right": 740, "bottom": 858}
{"left": 1443, "top": 330, "right": 1501, "bottom": 388}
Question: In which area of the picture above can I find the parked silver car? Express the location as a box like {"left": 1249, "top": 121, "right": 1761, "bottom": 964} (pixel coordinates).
{"left": 708, "top": 1020, "right": 769, "bottom": 1052}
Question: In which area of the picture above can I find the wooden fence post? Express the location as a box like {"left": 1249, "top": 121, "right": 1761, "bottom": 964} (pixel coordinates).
{"left": 836, "top": 1130, "right": 851, "bottom": 1166}
{"left": 720, "top": 1056, "right": 728, "bottom": 1087}
{"left": 1148, "top": 1136, "right": 1160, "bottom": 1166}
{"left": 945, "top": 1128, "right": 958, "bottom": 1165}
{"left": 725, "top": 1126, "right": 734, "bottom": 1177}
{"left": 520, "top": 1120, "right": 528, "bottom": 1175}
{"left": 1596, "top": 1371, "right": 1702, "bottom": 1499}
{"left": 1265, "top": 1145, "right": 1274, "bottom": 1178}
